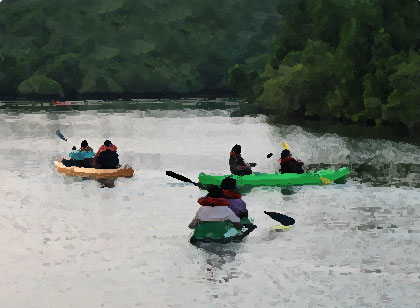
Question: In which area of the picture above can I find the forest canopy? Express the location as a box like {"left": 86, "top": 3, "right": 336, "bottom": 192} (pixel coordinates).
{"left": 0, "top": 0, "right": 280, "bottom": 97}
{"left": 230, "top": 0, "right": 420, "bottom": 130}
{"left": 1, "top": 0, "right": 420, "bottom": 131}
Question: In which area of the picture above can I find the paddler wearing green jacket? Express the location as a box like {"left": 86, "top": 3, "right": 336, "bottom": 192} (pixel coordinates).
{"left": 188, "top": 186, "right": 242, "bottom": 229}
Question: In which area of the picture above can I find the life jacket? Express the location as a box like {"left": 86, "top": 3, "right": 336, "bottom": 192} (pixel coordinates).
{"left": 222, "top": 190, "right": 242, "bottom": 199}
{"left": 197, "top": 197, "right": 229, "bottom": 207}
{"left": 229, "top": 151, "right": 252, "bottom": 176}
{"left": 95, "top": 144, "right": 118, "bottom": 158}
{"left": 229, "top": 151, "right": 246, "bottom": 165}
{"left": 279, "top": 157, "right": 304, "bottom": 173}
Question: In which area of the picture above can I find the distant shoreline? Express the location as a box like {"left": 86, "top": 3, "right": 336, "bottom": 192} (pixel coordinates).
{"left": 0, "top": 89, "right": 237, "bottom": 101}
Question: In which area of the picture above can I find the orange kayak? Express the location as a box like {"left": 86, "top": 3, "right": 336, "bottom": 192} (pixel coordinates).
{"left": 54, "top": 160, "right": 134, "bottom": 178}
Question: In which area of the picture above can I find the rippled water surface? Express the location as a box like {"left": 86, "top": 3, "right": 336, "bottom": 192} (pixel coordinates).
{"left": 0, "top": 102, "right": 419, "bottom": 307}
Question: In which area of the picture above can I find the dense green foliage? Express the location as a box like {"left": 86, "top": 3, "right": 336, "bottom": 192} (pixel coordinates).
{"left": 0, "top": 0, "right": 280, "bottom": 96}
{"left": 230, "top": 0, "right": 420, "bottom": 130}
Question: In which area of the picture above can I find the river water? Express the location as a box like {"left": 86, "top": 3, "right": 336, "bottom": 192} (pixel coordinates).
{"left": 0, "top": 101, "right": 419, "bottom": 307}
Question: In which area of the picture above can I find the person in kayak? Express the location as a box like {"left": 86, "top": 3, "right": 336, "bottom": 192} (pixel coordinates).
{"left": 62, "top": 146, "right": 82, "bottom": 167}
{"left": 279, "top": 149, "right": 304, "bottom": 174}
{"left": 95, "top": 140, "right": 118, "bottom": 158}
{"left": 221, "top": 177, "right": 248, "bottom": 219}
{"left": 95, "top": 140, "right": 119, "bottom": 169}
{"left": 78, "top": 140, "right": 95, "bottom": 167}
{"left": 188, "top": 186, "right": 242, "bottom": 229}
{"left": 61, "top": 142, "right": 95, "bottom": 167}
{"left": 229, "top": 144, "right": 255, "bottom": 176}
{"left": 80, "top": 140, "right": 94, "bottom": 152}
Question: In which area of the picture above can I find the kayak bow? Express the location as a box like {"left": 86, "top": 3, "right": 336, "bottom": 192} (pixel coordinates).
{"left": 190, "top": 218, "right": 256, "bottom": 244}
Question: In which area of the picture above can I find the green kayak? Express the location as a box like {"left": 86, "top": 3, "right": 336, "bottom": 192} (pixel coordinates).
{"left": 190, "top": 218, "right": 256, "bottom": 244}
{"left": 198, "top": 167, "right": 350, "bottom": 187}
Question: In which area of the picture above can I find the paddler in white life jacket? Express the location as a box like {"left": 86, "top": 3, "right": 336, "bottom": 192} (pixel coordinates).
{"left": 188, "top": 186, "right": 242, "bottom": 229}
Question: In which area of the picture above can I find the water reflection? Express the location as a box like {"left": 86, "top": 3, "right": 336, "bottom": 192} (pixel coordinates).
{"left": 95, "top": 177, "right": 117, "bottom": 188}
{"left": 192, "top": 242, "right": 243, "bottom": 283}
{"left": 61, "top": 174, "right": 117, "bottom": 188}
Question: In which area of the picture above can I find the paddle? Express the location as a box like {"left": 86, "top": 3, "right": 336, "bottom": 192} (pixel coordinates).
{"left": 56, "top": 129, "right": 67, "bottom": 141}
{"left": 265, "top": 142, "right": 288, "bottom": 159}
{"left": 166, "top": 171, "right": 204, "bottom": 188}
{"left": 166, "top": 171, "right": 295, "bottom": 226}
{"left": 264, "top": 211, "right": 295, "bottom": 226}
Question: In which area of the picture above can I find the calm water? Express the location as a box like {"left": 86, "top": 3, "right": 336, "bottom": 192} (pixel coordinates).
{"left": 0, "top": 102, "right": 419, "bottom": 307}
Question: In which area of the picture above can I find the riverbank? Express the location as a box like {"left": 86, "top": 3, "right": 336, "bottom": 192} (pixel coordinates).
{"left": 0, "top": 89, "right": 236, "bottom": 101}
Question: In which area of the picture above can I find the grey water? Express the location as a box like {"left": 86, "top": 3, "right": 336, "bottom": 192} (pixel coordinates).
{"left": 0, "top": 101, "right": 419, "bottom": 307}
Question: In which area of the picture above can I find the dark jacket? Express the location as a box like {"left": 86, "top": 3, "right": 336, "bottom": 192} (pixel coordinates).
{"left": 279, "top": 157, "right": 304, "bottom": 174}
{"left": 222, "top": 190, "right": 248, "bottom": 218}
{"left": 229, "top": 152, "right": 252, "bottom": 175}
{"left": 96, "top": 150, "right": 119, "bottom": 169}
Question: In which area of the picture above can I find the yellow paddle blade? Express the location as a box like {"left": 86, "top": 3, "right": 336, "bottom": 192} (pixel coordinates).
{"left": 320, "top": 176, "right": 333, "bottom": 185}
{"left": 270, "top": 225, "right": 294, "bottom": 231}
{"left": 281, "top": 141, "right": 290, "bottom": 150}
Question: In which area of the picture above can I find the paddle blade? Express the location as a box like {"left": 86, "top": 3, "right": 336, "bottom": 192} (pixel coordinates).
{"left": 264, "top": 211, "right": 295, "bottom": 226}
{"left": 56, "top": 130, "right": 67, "bottom": 141}
{"left": 281, "top": 142, "right": 290, "bottom": 150}
{"left": 267, "top": 153, "right": 273, "bottom": 158}
{"left": 270, "top": 224, "right": 294, "bottom": 232}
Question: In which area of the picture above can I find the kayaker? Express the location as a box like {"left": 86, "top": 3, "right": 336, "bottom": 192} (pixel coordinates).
{"left": 95, "top": 140, "right": 118, "bottom": 158}
{"left": 95, "top": 140, "right": 119, "bottom": 169}
{"left": 279, "top": 149, "right": 304, "bottom": 174}
{"left": 80, "top": 140, "right": 94, "bottom": 152}
{"left": 188, "top": 186, "right": 242, "bottom": 229}
{"left": 78, "top": 140, "right": 95, "bottom": 167}
{"left": 61, "top": 146, "right": 82, "bottom": 167}
{"left": 69, "top": 146, "right": 78, "bottom": 157}
{"left": 221, "top": 177, "right": 248, "bottom": 219}
{"left": 62, "top": 144, "right": 95, "bottom": 167}
{"left": 229, "top": 144, "right": 254, "bottom": 176}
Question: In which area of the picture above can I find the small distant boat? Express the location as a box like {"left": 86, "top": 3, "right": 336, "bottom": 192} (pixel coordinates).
{"left": 52, "top": 101, "right": 72, "bottom": 106}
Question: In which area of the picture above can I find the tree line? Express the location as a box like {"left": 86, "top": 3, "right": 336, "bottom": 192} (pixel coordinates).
{"left": 230, "top": 0, "right": 420, "bottom": 131}
{"left": 0, "top": 0, "right": 279, "bottom": 97}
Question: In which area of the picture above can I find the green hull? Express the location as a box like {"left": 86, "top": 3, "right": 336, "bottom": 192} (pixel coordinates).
{"left": 198, "top": 167, "right": 350, "bottom": 187}
{"left": 190, "top": 218, "right": 255, "bottom": 244}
